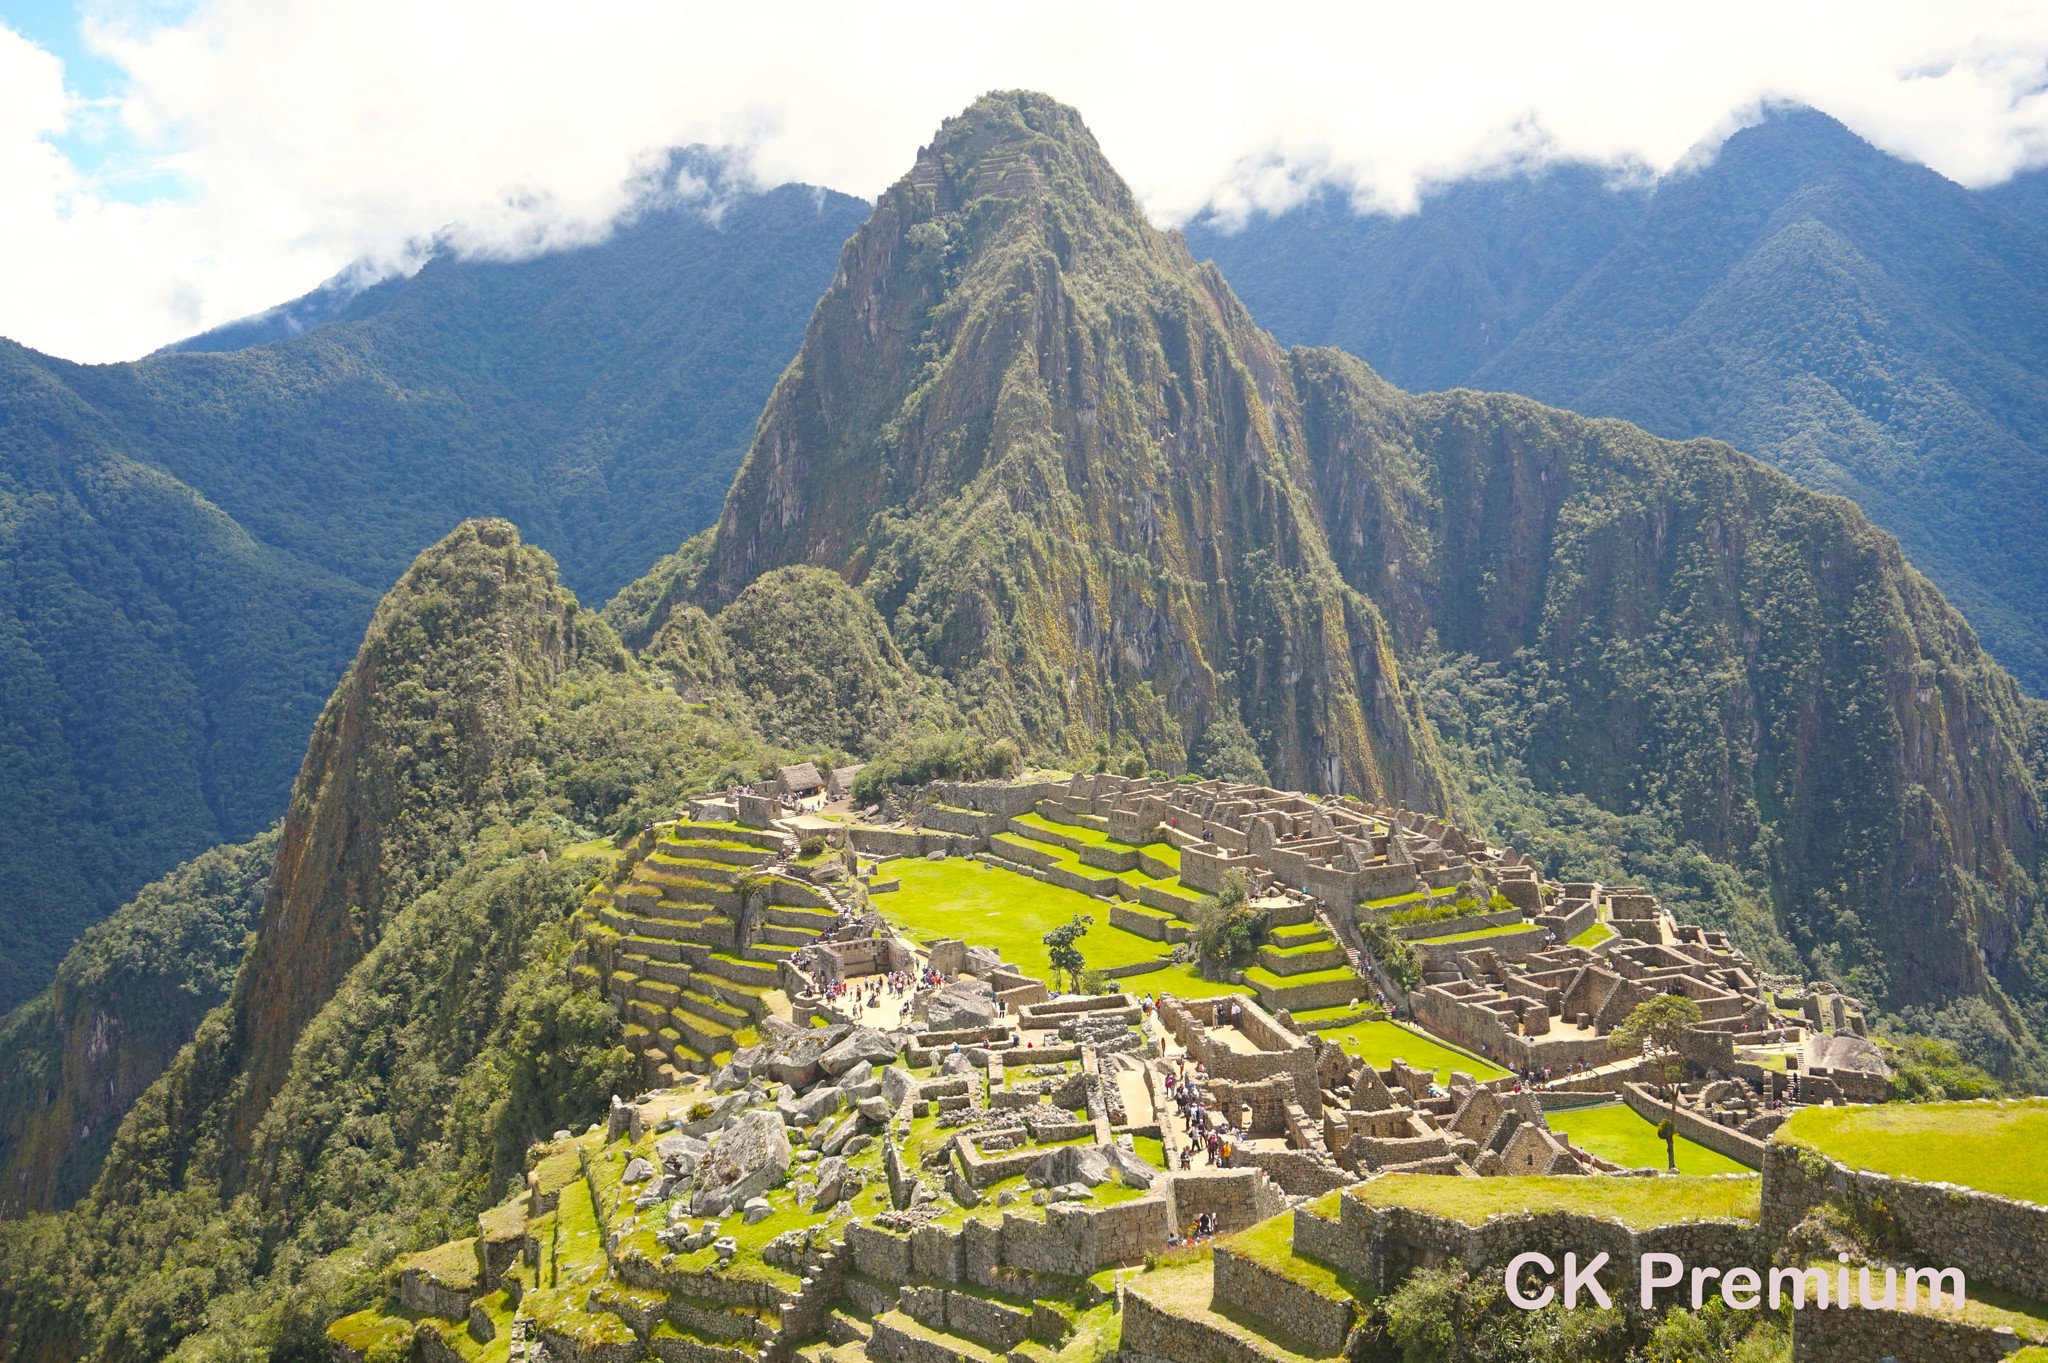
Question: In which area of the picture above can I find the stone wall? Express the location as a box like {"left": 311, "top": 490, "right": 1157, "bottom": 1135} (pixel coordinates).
{"left": 1791, "top": 1302, "right": 2033, "bottom": 1361}
{"left": 1212, "top": 1246, "right": 1355, "bottom": 1356}
{"left": 1413, "top": 926, "right": 1549, "bottom": 970}
{"left": 1161, "top": 1168, "right": 1289, "bottom": 1237}
{"left": 1621, "top": 1083, "right": 1767, "bottom": 1170}
{"left": 1386, "top": 908, "right": 1522, "bottom": 941}
{"left": 1332, "top": 1192, "right": 1761, "bottom": 1302}
{"left": 1762, "top": 1141, "right": 2048, "bottom": 1301}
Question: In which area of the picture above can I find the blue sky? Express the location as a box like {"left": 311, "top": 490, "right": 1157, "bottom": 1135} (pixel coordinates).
{"left": 0, "top": 0, "right": 195, "bottom": 198}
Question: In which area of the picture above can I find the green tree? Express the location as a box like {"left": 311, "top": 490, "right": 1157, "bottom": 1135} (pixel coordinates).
{"left": 1043, "top": 914, "right": 1094, "bottom": 994}
{"left": 1192, "top": 713, "right": 1269, "bottom": 786}
{"left": 1189, "top": 871, "right": 1268, "bottom": 969}
{"left": 1610, "top": 993, "right": 1704, "bottom": 1169}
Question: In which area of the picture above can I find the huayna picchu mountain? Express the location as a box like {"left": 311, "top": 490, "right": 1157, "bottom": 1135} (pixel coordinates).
{"left": 0, "top": 89, "right": 2046, "bottom": 1363}
{"left": 694, "top": 97, "right": 1453, "bottom": 811}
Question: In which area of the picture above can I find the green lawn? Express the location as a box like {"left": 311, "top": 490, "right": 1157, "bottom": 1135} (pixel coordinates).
{"left": 1546, "top": 1102, "right": 1752, "bottom": 1174}
{"left": 1314, "top": 1019, "right": 1509, "bottom": 1082}
{"left": 1144, "top": 961, "right": 1252, "bottom": 1000}
{"left": 1350, "top": 1173, "right": 1760, "bottom": 1229}
{"left": 874, "top": 857, "right": 1168, "bottom": 982}
{"left": 1778, "top": 1099, "right": 2048, "bottom": 1204}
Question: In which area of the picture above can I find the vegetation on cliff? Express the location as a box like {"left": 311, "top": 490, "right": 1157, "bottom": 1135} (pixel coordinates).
{"left": 701, "top": 91, "right": 1452, "bottom": 810}
{"left": 0, "top": 832, "right": 276, "bottom": 1217}
{"left": 0, "top": 521, "right": 800, "bottom": 1361}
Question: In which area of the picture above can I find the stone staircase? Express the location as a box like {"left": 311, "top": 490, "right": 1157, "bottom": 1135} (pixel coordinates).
{"left": 578, "top": 820, "right": 834, "bottom": 1083}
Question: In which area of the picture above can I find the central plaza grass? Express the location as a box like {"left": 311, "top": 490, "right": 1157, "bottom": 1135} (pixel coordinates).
{"left": 1546, "top": 1101, "right": 1752, "bottom": 1174}
{"left": 1778, "top": 1098, "right": 2048, "bottom": 1204}
{"left": 1352, "top": 1172, "right": 1760, "bottom": 1228}
{"left": 1314, "top": 1018, "right": 1509, "bottom": 1082}
{"left": 874, "top": 857, "right": 1169, "bottom": 982}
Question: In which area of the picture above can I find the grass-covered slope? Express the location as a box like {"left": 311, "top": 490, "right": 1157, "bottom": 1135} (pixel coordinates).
{"left": 0, "top": 176, "right": 865, "bottom": 1014}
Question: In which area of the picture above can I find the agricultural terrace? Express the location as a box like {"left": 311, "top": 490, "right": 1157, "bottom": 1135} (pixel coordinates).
{"left": 1546, "top": 1101, "right": 1751, "bottom": 1174}
{"left": 1777, "top": 1098, "right": 2048, "bottom": 1205}
{"left": 1349, "top": 1172, "right": 1761, "bottom": 1229}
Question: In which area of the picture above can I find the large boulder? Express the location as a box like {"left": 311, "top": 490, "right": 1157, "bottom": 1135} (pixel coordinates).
{"left": 691, "top": 1110, "right": 793, "bottom": 1215}
{"left": 767, "top": 1034, "right": 837, "bottom": 1090}
{"left": 819, "top": 1026, "right": 898, "bottom": 1076}
{"left": 1027, "top": 1143, "right": 1111, "bottom": 1189}
{"left": 655, "top": 1133, "right": 707, "bottom": 1176}
{"left": 880, "top": 1065, "right": 916, "bottom": 1112}
{"left": 1104, "top": 1144, "right": 1156, "bottom": 1188}
{"left": 778, "top": 1083, "right": 846, "bottom": 1129}
{"left": 924, "top": 980, "right": 997, "bottom": 1031}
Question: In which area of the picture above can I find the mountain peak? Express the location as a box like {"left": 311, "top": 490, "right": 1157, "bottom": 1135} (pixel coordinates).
{"left": 898, "top": 89, "right": 1143, "bottom": 233}
{"left": 701, "top": 93, "right": 1449, "bottom": 806}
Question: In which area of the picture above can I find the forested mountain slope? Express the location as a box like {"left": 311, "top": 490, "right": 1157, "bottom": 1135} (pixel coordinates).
{"left": 1189, "top": 108, "right": 2048, "bottom": 694}
{"left": 0, "top": 171, "right": 866, "bottom": 1010}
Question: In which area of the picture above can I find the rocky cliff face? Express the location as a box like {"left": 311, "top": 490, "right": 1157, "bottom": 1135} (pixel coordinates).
{"left": 705, "top": 92, "right": 1450, "bottom": 807}
{"left": 1292, "top": 351, "right": 2044, "bottom": 1016}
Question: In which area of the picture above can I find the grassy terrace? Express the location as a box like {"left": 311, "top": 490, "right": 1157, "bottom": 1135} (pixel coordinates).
{"left": 1411, "top": 922, "right": 1529, "bottom": 946}
{"left": 874, "top": 857, "right": 1170, "bottom": 982}
{"left": 1570, "top": 922, "right": 1617, "bottom": 948}
{"left": 1013, "top": 811, "right": 1180, "bottom": 868}
{"left": 1546, "top": 1101, "right": 1752, "bottom": 1174}
{"left": 1224, "top": 1212, "right": 1368, "bottom": 1304}
{"left": 1351, "top": 1172, "right": 1760, "bottom": 1228}
{"left": 1778, "top": 1098, "right": 2048, "bottom": 1204}
{"left": 1312, "top": 1019, "right": 1508, "bottom": 1082}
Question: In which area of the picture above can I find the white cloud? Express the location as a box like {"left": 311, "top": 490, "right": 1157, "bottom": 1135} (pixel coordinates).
{"left": 3, "top": 0, "right": 2047, "bottom": 361}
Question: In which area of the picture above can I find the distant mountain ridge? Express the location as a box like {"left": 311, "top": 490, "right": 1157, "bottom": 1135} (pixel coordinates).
{"left": 1187, "top": 107, "right": 2048, "bottom": 693}
{"left": 0, "top": 169, "right": 868, "bottom": 1010}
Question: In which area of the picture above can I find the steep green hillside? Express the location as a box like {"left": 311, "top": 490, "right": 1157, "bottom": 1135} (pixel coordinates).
{"left": 0, "top": 832, "right": 274, "bottom": 1217}
{"left": 702, "top": 92, "right": 1451, "bottom": 807}
{"left": 1191, "top": 108, "right": 2048, "bottom": 693}
{"left": 0, "top": 174, "right": 865, "bottom": 1011}
{"left": 1294, "top": 355, "right": 2043, "bottom": 1045}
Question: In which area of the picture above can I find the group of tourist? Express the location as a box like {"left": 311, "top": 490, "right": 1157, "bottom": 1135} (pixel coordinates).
{"left": 1166, "top": 1062, "right": 1244, "bottom": 1170}
{"left": 1165, "top": 1211, "right": 1223, "bottom": 1246}
{"left": 823, "top": 970, "right": 918, "bottom": 1019}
